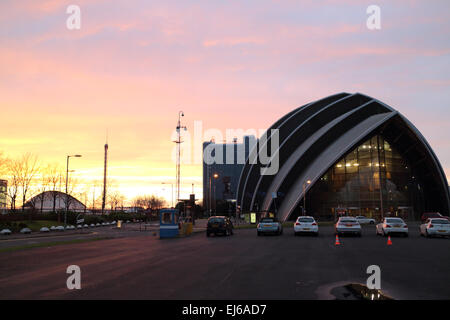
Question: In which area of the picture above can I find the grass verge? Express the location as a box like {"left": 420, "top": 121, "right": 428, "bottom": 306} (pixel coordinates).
{"left": 0, "top": 237, "right": 109, "bottom": 253}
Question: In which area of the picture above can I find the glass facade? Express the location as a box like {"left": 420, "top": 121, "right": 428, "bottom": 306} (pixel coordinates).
{"left": 306, "top": 135, "right": 420, "bottom": 221}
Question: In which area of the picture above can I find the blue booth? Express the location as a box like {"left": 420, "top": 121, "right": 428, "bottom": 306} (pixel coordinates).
{"left": 159, "top": 209, "right": 179, "bottom": 238}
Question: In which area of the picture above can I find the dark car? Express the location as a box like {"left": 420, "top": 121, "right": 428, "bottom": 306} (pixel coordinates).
{"left": 421, "top": 212, "right": 450, "bottom": 222}
{"left": 206, "top": 216, "right": 233, "bottom": 237}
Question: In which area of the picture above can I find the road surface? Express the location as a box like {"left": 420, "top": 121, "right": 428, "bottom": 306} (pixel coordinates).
{"left": 0, "top": 225, "right": 449, "bottom": 299}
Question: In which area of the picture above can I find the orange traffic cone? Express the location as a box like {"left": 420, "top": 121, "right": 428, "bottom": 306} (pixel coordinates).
{"left": 387, "top": 235, "right": 392, "bottom": 245}
{"left": 335, "top": 234, "right": 341, "bottom": 246}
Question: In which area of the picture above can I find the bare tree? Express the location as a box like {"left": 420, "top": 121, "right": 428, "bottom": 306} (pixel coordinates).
{"left": 64, "top": 175, "right": 80, "bottom": 211}
{"left": 35, "top": 165, "right": 52, "bottom": 212}
{"left": 108, "top": 190, "right": 125, "bottom": 211}
{"left": 6, "top": 158, "right": 20, "bottom": 211}
{"left": 87, "top": 180, "right": 102, "bottom": 211}
{"left": 17, "top": 153, "right": 40, "bottom": 211}
{"left": 132, "top": 195, "right": 165, "bottom": 211}
{"left": 47, "top": 164, "right": 63, "bottom": 213}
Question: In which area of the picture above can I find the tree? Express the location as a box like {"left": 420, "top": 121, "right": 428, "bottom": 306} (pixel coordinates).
{"left": 108, "top": 190, "right": 125, "bottom": 211}
{"left": 87, "top": 180, "right": 102, "bottom": 211}
{"left": 132, "top": 195, "right": 165, "bottom": 211}
{"left": 35, "top": 165, "right": 53, "bottom": 212}
{"left": 17, "top": 153, "right": 40, "bottom": 211}
{"left": 6, "top": 158, "right": 20, "bottom": 211}
{"left": 64, "top": 175, "right": 80, "bottom": 211}
{"left": 47, "top": 164, "right": 63, "bottom": 213}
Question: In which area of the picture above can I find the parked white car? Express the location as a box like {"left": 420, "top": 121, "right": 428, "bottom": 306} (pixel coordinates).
{"left": 83, "top": 224, "right": 89, "bottom": 228}
{"left": 257, "top": 217, "right": 283, "bottom": 236}
{"left": 20, "top": 228, "right": 32, "bottom": 234}
{"left": 376, "top": 217, "right": 408, "bottom": 237}
{"left": 55, "top": 226, "right": 65, "bottom": 231}
{"left": 355, "top": 216, "right": 376, "bottom": 225}
{"left": 335, "top": 217, "right": 362, "bottom": 236}
{"left": 0, "top": 229, "right": 12, "bottom": 235}
{"left": 294, "top": 216, "right": 319, "bottom": 236}
{"left": 420, "top": 218, "right": 450, "bottom": 238}
{"left": 50, "top": 226, "right": 56, "bottom": 231}
{"left": 40, "top": 227, "right": 50, "bottom": 232}
{"left": 90, "top": 223, "right": 95, "bottom": 228}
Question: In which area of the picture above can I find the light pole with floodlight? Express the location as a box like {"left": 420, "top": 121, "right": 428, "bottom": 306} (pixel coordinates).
{"left": 209, "top": 173, "right": 219, "bottom": 215}
{"left": 65, "top": 154, "right": 82, "bottom": 226}
{"left": 302, "top": 179, "right": 311, "bottom": 216}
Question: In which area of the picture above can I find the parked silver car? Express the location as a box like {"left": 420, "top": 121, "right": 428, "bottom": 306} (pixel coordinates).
{"left": 355, "top": 215, "right": 376, "bottom": 225}
{"left": 335, "top": 217, "right": 361, "bottom": 237}
{"left": 20, "top": 228, "right": 32, "bottom": 234}
{"left": 0, "top": 229, "right": 12, "bottom": 235}
{"left": 257, "top": 218, "right": 283, "bottom": 236}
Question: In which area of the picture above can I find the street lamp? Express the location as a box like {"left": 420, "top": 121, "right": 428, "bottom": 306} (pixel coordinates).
{"left": 209, "top": 173, "right": 219, "bottom": 215}
{"left": 65, "top": 154, "right": 82, "bottom": 226}
{"left": 161, "top": 182, "right": 174, "bottom": 208}
{"left": 303, "top": 179, "right": 311, "bottom": 216}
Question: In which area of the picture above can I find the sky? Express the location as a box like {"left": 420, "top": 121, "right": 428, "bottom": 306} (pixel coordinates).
{"left": 1, "top": 0, "right": 449, "bottom": 204}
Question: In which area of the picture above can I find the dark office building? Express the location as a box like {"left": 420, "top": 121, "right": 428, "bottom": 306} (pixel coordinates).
{"left": 203, "top": 136, "right": 256, "bottom": 214}
{"left": 237, "top": 93, "right": 450, "bottom": 222}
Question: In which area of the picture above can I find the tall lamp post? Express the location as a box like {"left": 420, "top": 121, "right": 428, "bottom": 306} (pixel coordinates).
{"left": 302, "top": 179, "right": 311, "bottom": 216}
{"left": 174, "top": 111, "right": 187, "bottom": 206}
{"left": 161, "top": 182, "right": 174, "bottom": 208}
{"left": 65, "top": 154, "right": 82, "bottom": 226}
{"left": 209, "top": 173, "right": 219, "bottom": 215}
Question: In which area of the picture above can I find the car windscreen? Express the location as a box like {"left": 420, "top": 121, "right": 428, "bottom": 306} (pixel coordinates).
{"left": 340, "top": 218, "right": 357, "bottom": 223}
{"left": 208, "top": 218, "right": 224, "bottom": 224}
{"left": 431, "top": 219, "right": 449, "bottom": 224}
{"left": 386, "top": 218, "right": 403, "bottom": 223}
{"left": 298, "top": 218, "right": 314, "bottom": 223}
{"left": 260, "top": 218, "right": 275, "bottom": 223}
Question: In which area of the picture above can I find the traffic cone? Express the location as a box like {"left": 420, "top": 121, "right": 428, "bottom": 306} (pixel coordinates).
{"left": 335, "top": 234, "right": 341, "bottom": 246}
{"left": 387, "top": 235, "right": 392, "bottom": 245}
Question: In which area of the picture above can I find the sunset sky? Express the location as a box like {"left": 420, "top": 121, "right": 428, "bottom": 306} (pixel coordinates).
{"left": 1, "top": 0, "right": 449, "bottom": 204}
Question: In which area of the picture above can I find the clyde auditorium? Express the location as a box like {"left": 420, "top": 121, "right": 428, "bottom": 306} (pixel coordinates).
{"left": 236, "top": 92, "right": 450, "bottom": 222}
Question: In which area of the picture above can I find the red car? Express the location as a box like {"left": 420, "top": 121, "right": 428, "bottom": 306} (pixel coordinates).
{"left": 421, "top": 212, "right": 450, "bottom": 222}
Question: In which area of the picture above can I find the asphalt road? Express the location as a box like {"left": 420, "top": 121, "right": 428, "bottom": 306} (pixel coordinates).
{"left": 0, "top": 224, "right": 449, "bottom": 299}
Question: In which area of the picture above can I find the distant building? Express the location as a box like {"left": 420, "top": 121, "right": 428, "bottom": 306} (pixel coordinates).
{"left": 0, "top": 179, "right": 7, "bottom": 212}
{"left": 123, "top": 206, "right": 144, "bottom": 213}
{"left": 23, "top": 191, "right": 86, "bottom": 212}
{"left": 203, "top": 136, "right": 255, "bottom": 214}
